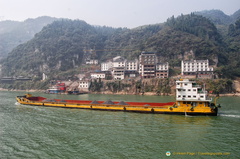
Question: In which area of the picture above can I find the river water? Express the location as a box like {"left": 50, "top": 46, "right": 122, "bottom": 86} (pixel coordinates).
{"left": 0, "top": 91, "right": 239, "bottom": 159}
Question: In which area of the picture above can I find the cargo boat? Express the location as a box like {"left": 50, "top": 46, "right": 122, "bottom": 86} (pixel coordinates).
{"left": 16, "top": 79, "right": 220, "bottom": 116}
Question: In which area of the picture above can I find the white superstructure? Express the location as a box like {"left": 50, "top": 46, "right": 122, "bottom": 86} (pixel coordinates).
{"left": 176, "top": 79, "right": 212, "bottom": 102}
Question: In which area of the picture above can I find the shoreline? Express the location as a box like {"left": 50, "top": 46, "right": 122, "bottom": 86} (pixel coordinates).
{"left": 1, "top": 88, "right": 240, "bottom": 97}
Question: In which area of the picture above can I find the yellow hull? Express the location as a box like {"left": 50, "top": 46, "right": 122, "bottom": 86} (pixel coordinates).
{"left": 16, "top": 97, "right": 218, "bottom": 116}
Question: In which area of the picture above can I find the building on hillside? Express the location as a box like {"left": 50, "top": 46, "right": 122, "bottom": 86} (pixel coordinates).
{"left": 112, "top": 56, "right": 126, "bottom": 80}
{"left": 0, "top": 77, "right": 15, "bottom": 83}
{"left": 156, "top": 62, "right": 169, "bottom": 78}
{"left": 90, "top": 72, "right": 106, "bottom": 79}
{"left": 139, "top": 52, "right": 157, "bottom": 78}
{"left": 126, "top": 59, "right": 138, "bottom": 71}
{"left": 86, "top": 59, "right": 98, "bottom": 65}
{"left": 101, "top": 61, "right": 112, "bottom": 71}
{"left": 181, "top": 60, "right": 214, "bottom": 79}
{"left": 78, "top": 80, "right": 90, "bottom": 92}
{"left": 125, "top": 59, "right": 139, "bottom": 78}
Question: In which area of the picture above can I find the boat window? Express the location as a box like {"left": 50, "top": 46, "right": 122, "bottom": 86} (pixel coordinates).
{"left": 187, "top": 102, "right": 191, "bottom": 104}
{"left": 193, "top": 96, "right": 196, "bottom": 98}
{"left": 188, "top": 95, "right": 191, "bottom": 98}
{"left": 192, "top": 102, "right": 197, "bottom": 106}
{"left": 183, "top": 102, "right": 186, "bottom": 104}
{"left": 178, "top": 95, "right": 181, "bottom": 97}
{"left": 183, "top": 89, "right": 186, "bottom": 91}
{"left": 188, "top": 89, "right": 191, "bottom": 91}
{"left": 193, "top": 89, "right": 196, "bottom": 91}
{"left": 184, "top": 83, "right": 187, "bottom": 86}
{"left": 183, "top": 95, "right": 186, "bottom": 98}
{"left": 200, "top": 96, "right": 204, "bottom": 98}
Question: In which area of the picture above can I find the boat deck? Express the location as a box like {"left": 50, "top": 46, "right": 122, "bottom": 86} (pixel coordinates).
{"left": 27, "top": 96, "right": 175, "bottom": 107}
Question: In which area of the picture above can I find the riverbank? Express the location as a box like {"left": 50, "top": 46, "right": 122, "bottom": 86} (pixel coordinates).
{"left": 216, "top": 93, "right": 240, "bottom": 97}
{"left": 1, "top": 88, "right": 240, "bottom": 97}
{"left": 90, "top": 91, "right": 240, "bottom": 97}
{"left": 0, "top": 88, "right": 45, "bottom": 92}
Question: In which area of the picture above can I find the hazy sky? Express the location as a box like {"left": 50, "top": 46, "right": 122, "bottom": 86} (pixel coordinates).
{"left": 0, "top": 0, "right": 239, "bottom": 28}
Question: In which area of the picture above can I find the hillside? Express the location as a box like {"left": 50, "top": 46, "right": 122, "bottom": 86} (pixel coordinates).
{"left": 221, "top": 18, "right": 240, "bottom": 78}
{"left": 0, "top": 20, "right": 164, "bottom": 78}
{"left": 195, "top": 10, "right": 232, "bottom": 25}
{"left": 0, "top": 16, "right": 58, "bottom": 59}
{"left": 0, "top": 11, "right": 240, "bottom": 81}
{"left": 196, "top": 9, "right": 240, "bottom": 25}
{"left": 195, "top": 9, "right": 240, "bottom": 36}
{"left": 146, "top": 14, "right": 224, "bottom": 65}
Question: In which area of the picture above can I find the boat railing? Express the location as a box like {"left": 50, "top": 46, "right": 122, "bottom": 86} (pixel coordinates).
{"left": 206, "top": 97, "right": 212, "bottom": 101}
{"left": 26, "top": 99, "right": 174, "bottom": 108}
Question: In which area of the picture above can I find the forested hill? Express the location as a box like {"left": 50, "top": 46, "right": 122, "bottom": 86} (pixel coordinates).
{"left": 195, "top": 9, "right": 240, "bottom": 36}
{"left": 1, "top": 11, "right": 240, "bottom": 79}
{"left": 195, "top": 9, "right": 240, "bottom": 25}
{"left": 0, "top": 20, "right": 163, "bottom": 78}
{"left": 0, "top": 16, "right": 58, "bottom": 58}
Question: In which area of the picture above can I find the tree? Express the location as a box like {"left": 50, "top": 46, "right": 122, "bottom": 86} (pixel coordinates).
{"left": 228, "top": 24, "right": 235, "bottom": 36}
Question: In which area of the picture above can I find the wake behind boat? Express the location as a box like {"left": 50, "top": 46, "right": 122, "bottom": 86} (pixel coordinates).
{"left": 16, "top": 79, "right": 221, "bottom": 116}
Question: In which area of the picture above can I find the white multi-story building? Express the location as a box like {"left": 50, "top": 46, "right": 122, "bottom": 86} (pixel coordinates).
{"left": 112, "top": 56, "right": 126, "bottom": 80}
{"left": 100, "top": 54, "right": 170, "bottom": 80}
{"left": 125, "top": 59, "right": 139, "bottom": 78}
{"left": 78, "top": 80, "right": 90, "bottom": 91}
{"left": 101, "top": 61, "right": 112, "bottom": 71}
{"left": 90, "top": 73, "right": 106, "bottom": 79}
{"left": 181, "top": 60, "right": 214, "bottom": 78}
{"left": 126, "top": 59, "right": 138, "bottom": 71}
{"left": 86, "top": 59, "right": 98, "bottom": 65}
{"left": 156, "top": 62, "right": 169, "bottom": 78}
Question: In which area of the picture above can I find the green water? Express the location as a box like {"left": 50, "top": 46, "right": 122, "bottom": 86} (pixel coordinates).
{"left": 0, "top": 91, "right": 239, "bottom": 159}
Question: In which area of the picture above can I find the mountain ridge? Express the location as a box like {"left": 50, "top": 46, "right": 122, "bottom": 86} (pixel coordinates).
{"left": 0, "top": 9, "right": 240, "bottom": 80}
{"left": 0, "top": 16, "right": 58, "bottom": 58}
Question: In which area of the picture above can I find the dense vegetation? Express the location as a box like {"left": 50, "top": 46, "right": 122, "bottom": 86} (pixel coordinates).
{"left": 0, "top": 9, "right": 240, "bottom": 88}
{"left": 0, "top": 16, "right": 58, "bottom": 59}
